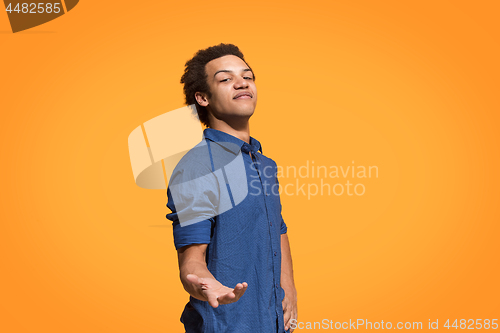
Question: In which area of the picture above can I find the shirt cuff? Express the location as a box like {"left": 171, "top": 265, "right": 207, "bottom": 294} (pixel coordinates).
{"left": 173, "top": 218, "right": 213, "bottom": 250}
{"left": 280, "top": 217, "right": 288, "bottom": 234}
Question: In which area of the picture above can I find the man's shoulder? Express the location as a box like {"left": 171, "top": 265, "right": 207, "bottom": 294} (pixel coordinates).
{"left": 168, "top": 139, "right": 214, "bottom": 186}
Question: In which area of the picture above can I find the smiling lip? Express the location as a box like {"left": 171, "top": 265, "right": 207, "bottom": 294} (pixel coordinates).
{"left": 233, "top": 92, "right": 252, "bottom": 99}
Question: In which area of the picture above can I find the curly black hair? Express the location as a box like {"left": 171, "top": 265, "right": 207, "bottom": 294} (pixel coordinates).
{"left": 180, "top": 43, "right": 255, "bottom": 128}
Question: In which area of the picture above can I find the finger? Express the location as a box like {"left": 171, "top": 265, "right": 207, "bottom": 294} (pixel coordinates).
{"left": 290, "top": 317, "right": 296, "bottom": 332}
{"left": 283, "top": 306, "right": 292, "bottom": 331}
{"left": 290, "top": 308, "right": 298, "bottom": 332}
{"left": 290, "top": 311, "right": 297, "bottom": 333}
{"left": 217, "top": 291, "right": 236, "bottom": 304}
{"left": 206, "top": 292, "right": 220, "bottom": 308}
{"left": 232, "top": 282, "right": 248, "bottom": 300}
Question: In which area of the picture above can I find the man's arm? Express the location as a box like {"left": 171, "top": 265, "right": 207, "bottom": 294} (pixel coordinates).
{"left": 281, "top": 233, "right": 298, "bottom": 332}
{"left": 178, "top": 243, "right": 248, "bottom": 308}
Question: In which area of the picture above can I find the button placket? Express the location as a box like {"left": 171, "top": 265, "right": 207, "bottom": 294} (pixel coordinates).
{"left": 248, "top": 149, "right": 282, "bottom": 322}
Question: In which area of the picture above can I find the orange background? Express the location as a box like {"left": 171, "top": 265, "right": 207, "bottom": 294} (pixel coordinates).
{"left": 1, "top": 1, "right": 499, "bottom": 332}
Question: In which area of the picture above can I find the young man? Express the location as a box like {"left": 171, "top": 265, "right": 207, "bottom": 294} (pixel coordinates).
{"left": 166, "top": 43, "right": 297, "bottom": 332}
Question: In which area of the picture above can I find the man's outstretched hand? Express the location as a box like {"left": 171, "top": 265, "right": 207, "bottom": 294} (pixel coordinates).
{"left": 186, "top": 274, "right": 248, "bottom": 308}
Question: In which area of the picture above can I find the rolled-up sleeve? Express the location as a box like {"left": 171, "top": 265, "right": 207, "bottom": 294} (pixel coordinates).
{"left": 280, "top": 215, "right": 288, "bottom": 234}
{"left": 166, "top": 161, "right": 219, "bottom": 250}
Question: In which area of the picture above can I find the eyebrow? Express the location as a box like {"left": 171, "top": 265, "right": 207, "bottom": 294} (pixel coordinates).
{"left": 213, "top": 68, "right": 253, "bottom": 78}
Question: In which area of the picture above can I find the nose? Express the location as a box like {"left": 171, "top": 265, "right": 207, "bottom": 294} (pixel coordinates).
{"left": 233, "top": 76, "right": 249, "bottom": 89}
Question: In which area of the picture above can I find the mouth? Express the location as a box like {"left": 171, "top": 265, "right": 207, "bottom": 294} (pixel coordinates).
{"left": 233, "top": 92, "right": 252, "bottom": 99}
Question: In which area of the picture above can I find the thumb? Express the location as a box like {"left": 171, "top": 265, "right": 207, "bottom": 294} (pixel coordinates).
{"left": 186, "top": 273, "right": 201, "bottom": 285}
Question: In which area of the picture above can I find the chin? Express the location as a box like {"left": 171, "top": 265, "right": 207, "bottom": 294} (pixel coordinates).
{"left": 229, "top": 105, "right": 255, "bottom": 117}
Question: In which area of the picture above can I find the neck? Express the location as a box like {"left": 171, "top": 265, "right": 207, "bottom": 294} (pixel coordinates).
{"left": 208, "top": 117, "right": 251, "bottom": 144}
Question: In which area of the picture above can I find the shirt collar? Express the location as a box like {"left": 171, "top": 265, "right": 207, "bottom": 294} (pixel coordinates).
{"left": 203, "top": 128, "right": 263, "bottom": 155}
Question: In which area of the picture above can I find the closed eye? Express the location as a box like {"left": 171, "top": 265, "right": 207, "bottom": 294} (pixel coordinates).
{"left": 220, "top": 77, "right": 254, "bottom": 82}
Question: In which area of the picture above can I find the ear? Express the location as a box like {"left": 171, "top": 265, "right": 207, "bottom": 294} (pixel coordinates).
{"left": 195, "top": 92, "right": 209, "bottom": 107}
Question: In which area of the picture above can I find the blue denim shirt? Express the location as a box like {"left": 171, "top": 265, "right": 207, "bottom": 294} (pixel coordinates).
{"left": 166, "top": 128, "right": 288, "bottom": 333}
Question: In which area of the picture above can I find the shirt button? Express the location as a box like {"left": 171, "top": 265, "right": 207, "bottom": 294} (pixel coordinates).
{"left": 270, "top": 221, "right": 273, "bottom": 226}
{"left": 274, "top": 251, "right": 277, "bottom": 256}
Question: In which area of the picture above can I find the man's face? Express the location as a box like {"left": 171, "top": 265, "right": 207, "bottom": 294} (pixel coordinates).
{"left": 198, "top": 55, "right": 257, "bottom": 124}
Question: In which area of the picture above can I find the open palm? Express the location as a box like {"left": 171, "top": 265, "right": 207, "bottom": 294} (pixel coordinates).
{"left": 186, "top": 274, "right": 248, "bottom": 308}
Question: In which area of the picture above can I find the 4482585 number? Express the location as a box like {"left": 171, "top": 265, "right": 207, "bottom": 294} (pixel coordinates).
{"left": 6, "top": 3, "right": 62, "bottom": 14}
{"left": 444, "top": 319, "right": 498, "bottom": 329}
